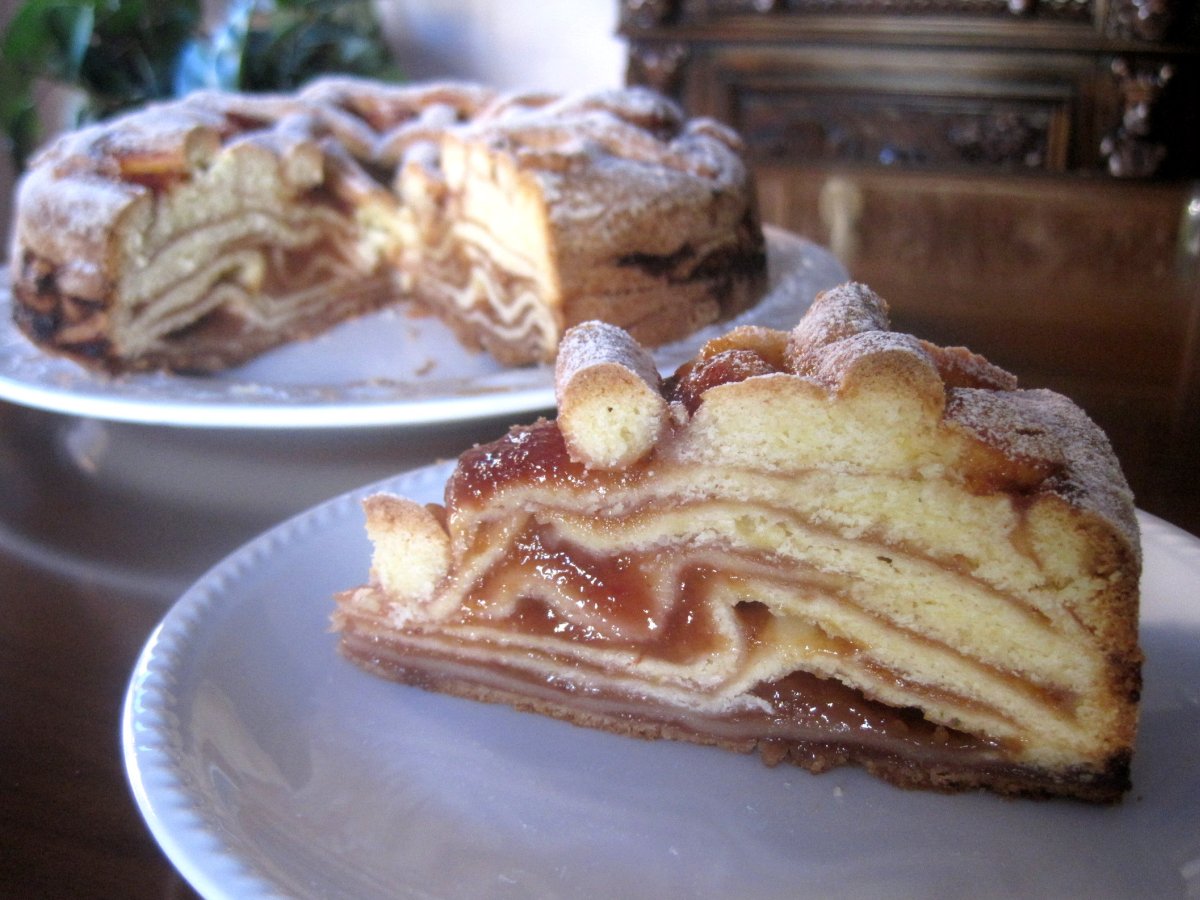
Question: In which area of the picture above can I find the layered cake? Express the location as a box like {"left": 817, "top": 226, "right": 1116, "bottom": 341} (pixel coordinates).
{"left": 8, "top": 78, "right": 765, "bottom": 374}
{"left": 333, "top": 282, "right": 1142, "bottom": 802}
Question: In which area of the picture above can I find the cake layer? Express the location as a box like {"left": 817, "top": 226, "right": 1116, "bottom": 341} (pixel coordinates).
{"left": 335, "top": 616, "right": 1130, "bottom": 802}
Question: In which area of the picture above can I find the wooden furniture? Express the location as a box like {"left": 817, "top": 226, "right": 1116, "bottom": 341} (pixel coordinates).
{"left": 619, "top": 0, "right": 1200, "bottom": 525}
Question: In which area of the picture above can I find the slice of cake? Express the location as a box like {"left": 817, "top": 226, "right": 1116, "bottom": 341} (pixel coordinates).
{"left": 333, "top": 282, "right": 1142, "bottom": 802}
{"left": 9, "top": 78, "right": 765, "bottom": 374}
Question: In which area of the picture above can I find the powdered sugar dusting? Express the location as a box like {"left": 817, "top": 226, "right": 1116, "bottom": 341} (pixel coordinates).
{"left": 453, "top": 84, "right": 746, "bottom": 204}
{"left": 804, "top": 330, "right": 935, "bottom": 390}
{"left": 920, "top": 341, "right": 1018, "bottom": 392}
{"left": 17, "top": 168, "right": 142, "bottom": 247}
{"left": 775, "top": 277, "right": 1138, "bottom": 552}
{"left": 946, "top": 387, "right": 1140, "bottom": 555}
{"left": 788, "top": 283, "right": 891, "bottom": 359}
{"left": 555, "top": 319, "right": 661, "bottom": 403}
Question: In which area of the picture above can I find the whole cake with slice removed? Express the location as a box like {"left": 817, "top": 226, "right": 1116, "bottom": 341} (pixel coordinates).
{"left": 9, "top": 77, "right": 764, "bottom": 374}
{"left": 333, "top": 282, "right": 1142, "bottom": 802}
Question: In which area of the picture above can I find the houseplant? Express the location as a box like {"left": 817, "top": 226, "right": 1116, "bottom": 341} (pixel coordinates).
{"left": 0, "top": 0, "right": 399, "bottom": 167}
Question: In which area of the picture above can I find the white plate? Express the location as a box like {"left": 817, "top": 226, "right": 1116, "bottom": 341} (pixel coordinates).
{"left": 0, "top": 228, "right": 844, "bottom": 429}
{"left": 123, "top": 462, "right": 1200, "bottom": 900}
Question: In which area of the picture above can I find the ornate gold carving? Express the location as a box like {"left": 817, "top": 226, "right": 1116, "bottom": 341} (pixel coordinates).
{"left": 679, "top": 0, "right": 1091, "bottom": 19}
{"left": 626, "top": 41, "right": 690, "bottom": 96}
{"left": 739, "top": 93, "right": 1055, "bottom": 171}
{"left": 1100, "top": 58, "right": 1174, "bottom": 178}
{"left": 1103, "top": 0, "right": 1181, "bottom": 41}
{"left": 620, "top": 0, "right": 681, "bottom": 29}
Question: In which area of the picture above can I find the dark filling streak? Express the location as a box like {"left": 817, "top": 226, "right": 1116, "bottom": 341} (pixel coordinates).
{"left": 616, "top": 241, "right": 766, "bottom": 287}
{"left": 12, "top": 257, "right": 113, "bottom": 362}
{"left": 616, "top": 243, "right": 697, "bottom": 279}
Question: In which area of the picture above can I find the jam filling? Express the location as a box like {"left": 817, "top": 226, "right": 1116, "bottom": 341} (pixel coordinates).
{"left": 449, "top": 345, "right": 792, "bottom": 504}
{"left": 749, "top": 670, "right": 998, "bottom": 753}
{"left": 672, "top": 348, "right": 778, "bottom": 413}
{"left": 462, "top": 524, "right": 729, "bottom": 664}
{"left": 450, "top": 421, "right": 647, "bottom": 505}
{"left": 421, "top": 346, "right": 1080, "bottom": 771}
{"left": 343, "top": 608, "right": 1134, "bottom": 799}
{"left": 440, "top": 507, "right": 1075, "bottom": 730}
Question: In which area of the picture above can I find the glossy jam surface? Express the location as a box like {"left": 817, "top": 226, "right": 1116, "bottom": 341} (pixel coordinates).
{"left": 671, "top": 348, "right": 778, "bottom": 413}
{"left": 437, "top": 508, "right": 1067, "bottom": 742}
{"left": 462, "top": 522, "right": 731, "bottom": 664}
{"left": 451, "top": 346, "right": 792, "bottom": 508}
{"left": 752, "top": 671, "right": 997, "bottom": 752}
{"left": 449, "top": 421, "right": 648, "bottom": 506}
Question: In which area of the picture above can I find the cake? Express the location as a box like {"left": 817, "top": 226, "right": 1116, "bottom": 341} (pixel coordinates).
{"left": 8, "top": 77, "right": 765, "bottom": 374}
{"left": 333, "top": 282, "right": 1142, "bottom": 802}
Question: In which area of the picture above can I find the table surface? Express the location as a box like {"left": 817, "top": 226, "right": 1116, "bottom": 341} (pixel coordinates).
{"left": 0, "top": 397, "right": 535, "bottom": 899}
{"left": 3, "top": 379, "right": 1198, "bottom": 898}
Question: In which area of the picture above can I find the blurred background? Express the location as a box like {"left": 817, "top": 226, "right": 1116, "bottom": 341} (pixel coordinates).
{"left": 1, "top": 0, "right": 1197, "bottom": 532}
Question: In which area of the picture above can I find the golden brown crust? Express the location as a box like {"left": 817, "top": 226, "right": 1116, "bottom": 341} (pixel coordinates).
{"left": 363, "top": 494, "right": 451, "bottom": 603}
{"left": 396, "top": 84, "right": 766, "bottom": 364}
{"left": 554, "top": 320, "right": 669, "bottom": 469}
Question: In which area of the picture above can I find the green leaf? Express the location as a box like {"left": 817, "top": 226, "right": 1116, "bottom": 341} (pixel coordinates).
{"left": 0, "top": 55, "right": 37, "bottom": 164}
{"left": 3, "top": 1, "right": 94, "bottom": 79}
{"left": 235, "top": 0, "right": 399, "bottom": 91}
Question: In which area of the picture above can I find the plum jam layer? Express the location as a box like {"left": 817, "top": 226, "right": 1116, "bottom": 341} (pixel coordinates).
{"left": 336, "top": 623, "right": 1128, "bottom": 801}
